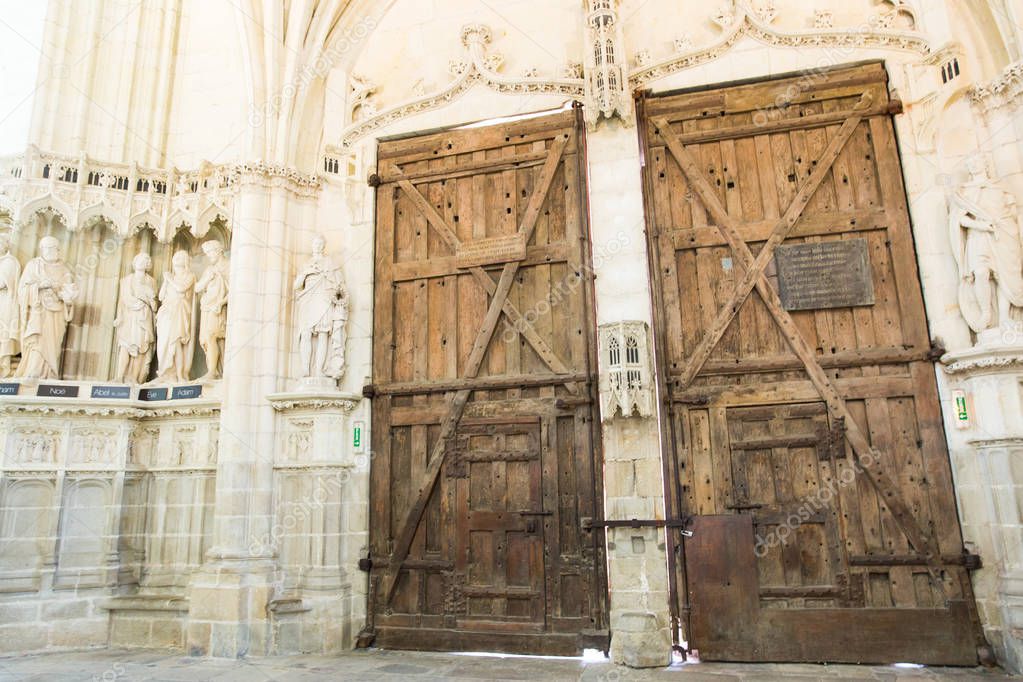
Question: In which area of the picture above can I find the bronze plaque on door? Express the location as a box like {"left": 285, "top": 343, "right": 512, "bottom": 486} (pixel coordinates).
{"left": 774, "top": 238, "right": 875, "bottom": 311}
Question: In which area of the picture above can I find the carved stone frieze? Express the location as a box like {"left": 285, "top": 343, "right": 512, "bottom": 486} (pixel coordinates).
{"left": 335, "top": 23, "right": 585, "bottom": 150}
{"left": 69, "top": 427, "right": 119, "bottom": 465}
{"left": 268, "top": 391, "right": 361, "bottom": 413}
{"left": 9, "top": 426, "right": 62, "bottom": 465}
{"left": 628, "top": 4, "right": 930, "bottom": 89}
{"left": 970, "top": 60, "right": 1023, "bottom": 114}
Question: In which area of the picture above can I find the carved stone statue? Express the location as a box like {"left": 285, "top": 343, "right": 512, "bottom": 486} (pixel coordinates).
{"left": 293, "top": 235, "right": 348, "bottom": 382}
{"left": 195, "top": 240, "right": 229, "bottom": 381}
{"left": 948, "top": 156, "right": 1023, "bottom": 336}
{"left": 0, "top": 234, "right": 21, "bottom": 378}
{"left": 15, "top": 236, "right": 77, "bottom": 380}
{"left": 114, "top": 252, "right": 158, "bottom": 384}
{"left": 154, "top": 250, "right": 196, "bottom": 384}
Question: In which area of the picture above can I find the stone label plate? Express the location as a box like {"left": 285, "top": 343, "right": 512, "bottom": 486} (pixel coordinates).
{"left": 774, "top": 238, "right": 875, "bottom": 311}
{"left": 37, "top": 384, "right": 79, "bottom": 398}
{"left": 91, "top": 385, "right": 131, "bottom": 399}
{"left": 455, "top": 233, "right": 527, "bottom": 269}
{"left": 0, "top": 383, "right": 18, "bottom": 395}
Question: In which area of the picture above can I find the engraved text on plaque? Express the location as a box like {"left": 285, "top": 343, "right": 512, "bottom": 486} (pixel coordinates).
{"left": 774, "top": 238, "right": 875, "bottom": 311}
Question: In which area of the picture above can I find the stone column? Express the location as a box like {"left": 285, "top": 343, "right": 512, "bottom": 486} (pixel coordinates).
{"left": 942, "top": 346, "right": 1023, "bottom": 672}
{"left": 186, "top": 167, "right": 318, "bottom": 657}
{"left": 585, "top": 120, "right": 672, "bottom": 668}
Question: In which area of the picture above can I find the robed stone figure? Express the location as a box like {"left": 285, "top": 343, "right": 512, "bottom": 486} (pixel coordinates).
{"left": 0, "top": 234, "right": 21, "bottom": 378}
{"left": 154, "top": 250, "right": 196, "bottom": 384}
{"left": 114, "top": 252, "right": 158, "bottom": 384}
{"left": 195, "top": 240, "right": 228, "bottom": 381}
{"left": 294, "top": 235, "right": 348, "bottom": 381}
{"left": 948, "top": 156, "right": 1023, "bottom": 335}
{"left": 15, "top": 236, "right": 78, "bottom": 380}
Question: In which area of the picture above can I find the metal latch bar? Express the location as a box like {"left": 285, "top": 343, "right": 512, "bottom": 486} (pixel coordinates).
{"left": 582, "top": 517, "right": 694, "bottom": 536}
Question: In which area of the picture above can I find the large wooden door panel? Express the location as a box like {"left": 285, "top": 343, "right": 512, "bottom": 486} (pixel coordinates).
{"left": 641, "top": 63, "right": 983, "bottom": 664}
{"left": 368, "top": 109, "right": 607, "bottom": 655}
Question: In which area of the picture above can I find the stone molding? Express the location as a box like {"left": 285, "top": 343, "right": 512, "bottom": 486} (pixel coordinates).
{"left": 629, "top": 8, "right": 929, "bottom": 89}
{"left": 967, "top": 436, "right": 1023, "bottom": 448}
{"left": 0, "top": 395, "right": 221, "bottom": 419}
{"left": 267, "top": 391, "right": 362, "bottom": 413}
{"left": 0, "top": 148, "right": 321, "bottom": 238}
{"left": 232, "top": 161, "right": 321, "bottom": 199}
{"left": 942, "top": 346, "right": 1023, "bottom": 375}
{"left": 970, "top": 60, "right": 1023, "bottom": 114}
{"left": 332, "top": 7, "right": 930, "bottom": 151}
{"left": 334, "top": 24, "right": 585, "bottom": 150}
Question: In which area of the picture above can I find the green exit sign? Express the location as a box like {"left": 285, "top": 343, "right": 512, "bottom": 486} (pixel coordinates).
{"left": 952, "top": 389, "right": 969, "bottom": 429}
{"left": 353, "top": 421, "right": 365, "bottom": 452}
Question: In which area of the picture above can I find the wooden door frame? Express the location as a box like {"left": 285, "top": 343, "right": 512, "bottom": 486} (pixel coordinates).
{"left": 363, "top": 104, "right": 609, "bottom": 654}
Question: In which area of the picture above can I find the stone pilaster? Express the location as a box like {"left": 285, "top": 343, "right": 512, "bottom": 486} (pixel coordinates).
{"left": 186, "top": 165, "right": 319, "bottom": 657}
{"left": 942, "top": 344, "right": 1023, "bottom": 672}
{"left": 586, "top": 120, "right": 672, "bottom": 667}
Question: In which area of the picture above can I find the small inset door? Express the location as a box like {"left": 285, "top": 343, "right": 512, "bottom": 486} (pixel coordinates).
{"left": 454, "top": 420, "right": 546, "bottom": 630}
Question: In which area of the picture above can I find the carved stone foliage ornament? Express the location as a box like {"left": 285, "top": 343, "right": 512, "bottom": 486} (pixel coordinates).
{"left": 598, "top": 321, "right": 653, "bottom": 422}
{"left": 947, "top": 156, "right": 1023, "bottom": 343}
{"left": 294, "top": 235, "right": 349, "bottom": 386}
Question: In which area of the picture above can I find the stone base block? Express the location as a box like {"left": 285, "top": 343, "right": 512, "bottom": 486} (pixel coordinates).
{"left": 609, "top": 610, "right": 671, "bottom": 668}
{"left": 103, "top": 595, "right": 189, "bottom": 649}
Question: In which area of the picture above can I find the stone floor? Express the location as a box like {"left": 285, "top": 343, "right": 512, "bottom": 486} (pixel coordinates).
{"left": 0, "top": 649, "right": 1018, "bottom": 682}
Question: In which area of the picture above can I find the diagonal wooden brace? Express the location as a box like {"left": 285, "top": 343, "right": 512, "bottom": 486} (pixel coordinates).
{"left": 652, "top": 93, "right": 872, "bottom": 389}
{"left": 378, "top": 132, "right": 577, "bottom": 605}
{"left": 656, "top": 98, "right": 948, "bottom": 593}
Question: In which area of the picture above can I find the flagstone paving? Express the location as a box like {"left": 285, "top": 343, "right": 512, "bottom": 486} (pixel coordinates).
{"left": 0, "top": 648, "right": 1019, "bottom": 682}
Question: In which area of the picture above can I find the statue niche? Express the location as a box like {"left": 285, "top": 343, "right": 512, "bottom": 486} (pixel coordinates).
{"left": 948, "top": 155, "right": 1023, "bottom": 343}
{"left": 293, "top": 235, "right": 348, "bottom": 386}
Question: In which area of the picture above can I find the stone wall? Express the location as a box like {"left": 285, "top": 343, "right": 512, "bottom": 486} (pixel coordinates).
{"left": 0, "top": 395, "right": 218, "bottom": 653}
{"left": 4, "top": 0, "right": 1023, "bottom": 671}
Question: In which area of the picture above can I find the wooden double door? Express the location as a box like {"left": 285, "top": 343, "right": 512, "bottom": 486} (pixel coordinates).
{"left": 367, "top": 109, "right": 608, "bottom": 655}
{"left": 640, "top": 63, "right": 984, "bottom": 664}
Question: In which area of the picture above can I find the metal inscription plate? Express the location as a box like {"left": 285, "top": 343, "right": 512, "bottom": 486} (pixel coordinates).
{"left": 37, "top": 384, "right": 79, "bottom": 398}
{"left": 455, "top": 233, "right": 527, "bottom": 269}
{"left": 91, "top": 385, "right": 131, "bottom": 399}
{"left": 774, "top": 238, "right": 875, "bottom": 311}
{"left": 138, "top": 387, "right": 169, "bottom": 402}
{"left": 171, "top": 385, "right": 202, "bottom": 400}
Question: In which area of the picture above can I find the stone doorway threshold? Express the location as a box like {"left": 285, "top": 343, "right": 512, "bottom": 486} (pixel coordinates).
{"left": 0, "top": 648, "right": 1013, "bottom": 681}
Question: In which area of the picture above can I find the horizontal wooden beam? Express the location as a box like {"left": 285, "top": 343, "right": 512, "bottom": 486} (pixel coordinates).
{"left": 670, "top": 375, "right": 916, "bottom": 406}
{"left": 391, "top": 244, "right": 571, "bottom": 282}
{"left": 667, "top": 210, "right": 890, "bottom": 251}
{"left": 377, "top": 150, "right": 550, "bottom": 184}
{"left": 650, "top": 102, "right": 892, "bottom": 146}
{"left": 372, "top": 372, "right": 590, "bottom": 396}
{"left": 691, "top": 346, "right": 933, "bottom": 378}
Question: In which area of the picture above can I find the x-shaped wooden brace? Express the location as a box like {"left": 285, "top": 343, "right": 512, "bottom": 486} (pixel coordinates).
{"left": 654, "top": 96, "right": 949, "bottom": 595}
{"left": 377, "top": 132, "right": 574, "bottom": 605}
